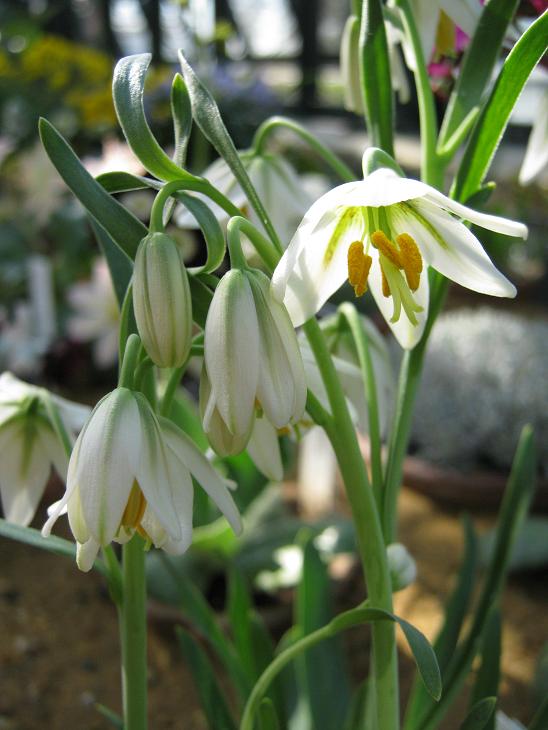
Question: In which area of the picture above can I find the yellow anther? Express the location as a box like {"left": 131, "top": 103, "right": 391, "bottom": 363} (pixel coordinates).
{"left": 347, "top": 241, "right": 372, "bottom": 297}
{"left": 371, "top": 230, "right": 402, "bottom": 269}
{"left": 380, "top": 264, "right": 391, "bottom": 298}
{"left": 121, "top": 481, "right": 147, "bottom": 530}
{"left": 396, "top": 233, "right": 423, "bottom": 292}
{"left": 435, "top": 11, "right": 456, "bottom": 57}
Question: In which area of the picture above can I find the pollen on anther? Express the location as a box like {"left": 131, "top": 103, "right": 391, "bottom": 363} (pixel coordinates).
{"left": 396, "top": 233, "right": 423, "bottom": 291}
{"left": 371, "top": 231, "right": 402, "bottom": 268}
{"left": 347, "top": 241, "right": 372, "bottom": 297}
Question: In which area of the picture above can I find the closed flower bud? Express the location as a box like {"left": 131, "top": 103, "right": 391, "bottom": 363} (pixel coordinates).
{"left": 133, "top": 233, "right": 193, "bottom": 367}
{"left": 387, "top": 542, "right": 417, "bottom": 592}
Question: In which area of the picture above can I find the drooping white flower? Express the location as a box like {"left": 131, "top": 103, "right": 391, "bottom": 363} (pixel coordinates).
{"left": 272, "top": 153, "right": 527, "bottom": 349}
{"left": 66, "top": 258, "right": 120, "bottom": 368}
{"left": 133, "top": 233, "right": 193, "bottom": 367}
{"left": 201, "top": 267, "right": 306, "bottom": 464}
{"left": 43, "top": 387, "right": 241, "bottom": 571}
{"left": 519, "top": 86, "right": 548, "bottom": 186}
{"left": 0, "top": 372, "right": 90, "bottom": 526}
{"left": 387, "top": 542, "right": 417, "bottom": 591}
{"left": 176, "top": 153, "right": 316, "bottom": 246}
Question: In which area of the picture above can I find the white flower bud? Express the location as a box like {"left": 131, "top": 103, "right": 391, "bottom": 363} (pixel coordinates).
{"left": 387, "top": 542, "right": 417, "bottom": 592}
{"left": 133, "top": 233, "right": 193, "bottom": 367}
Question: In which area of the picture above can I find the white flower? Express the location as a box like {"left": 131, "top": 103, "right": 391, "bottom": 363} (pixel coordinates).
{"left": 176, "top": 153, "right": 316, "bottom": 246}
{"left": 387, "top": 542, "right": 417, "bottom": 591}
{"left": 272, "top": 153, "right": 527, "bottom": 349}
{"left": 66, "top": 258, "right": 120, "bottom": 368}
{"left": 43, "top": 387, "right": 241, "bottom": 571}
{"left": 133, "top": 233, "right": 193, "bottom": 367}
{"left": 202, "top": 268, "right": 306, "bottom": 456}
{"left": 0, "top": 372, "right": 90, "bottom": 526}
{"left": 519, "top": 86, "right": 548, "bottom": 186}
{"left": 495, "top": 712, "right": 526, "bottom": 730}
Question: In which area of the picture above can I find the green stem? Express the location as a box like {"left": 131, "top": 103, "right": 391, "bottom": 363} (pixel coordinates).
{"left": 382, "top": 273, "right": 448, "bottom": 541}
{"left": 227, "top": 216, "right": 279, "bottom": 273}
{"left": 160, "top": 365, "right": 185, "bottom": 417}
{"left": 119, "top": 334, "right": 142, "bottom": 389}
{"left": 338, "top": 303, "right": 384, "bottom": 509}
{"left": 396, "top": 0, "right": 442, "bottom": 188}
{"left": 303, "top": 317, "right": 398, "bottom": 730}
{"left": 150, "top": 178, "right": 242, "bottom": 233}
{"left": 252, "top": 116, "right": 355, "bottom": 183}
{"left": 121, "top": 535, "right": 148, "bottom": 730}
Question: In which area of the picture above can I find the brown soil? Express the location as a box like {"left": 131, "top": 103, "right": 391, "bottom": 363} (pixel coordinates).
{"left": 1, "top": 488, "right": 546, "bottom": 730}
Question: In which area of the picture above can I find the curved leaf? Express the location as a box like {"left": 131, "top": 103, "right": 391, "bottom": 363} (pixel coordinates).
{"left": 440, "top": 0, "right": 520, "bottom": 146}
{"left": 460, "top": 698, "right": 497, "bottom": 730}
{"left": 452, "top": 11, "right": 548, "bottom": 202}
{"left": 113, "top": 54, "right": 191, "bottom": 182}
{"left": 39, "top": 118, "right": 147, "bottom": 259}
{"left": 171, "top": 73, "right": 192, "bottom": 168}
{"left": 97, "top": 171, "right": 160, "bottom": 193}
{"left": 178, "top": 193, "right": 226, "bottom": 275}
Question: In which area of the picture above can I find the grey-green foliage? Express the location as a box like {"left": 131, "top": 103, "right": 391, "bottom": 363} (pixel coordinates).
{"left": 410, "top": 307, "right": 547, "bottom": 474}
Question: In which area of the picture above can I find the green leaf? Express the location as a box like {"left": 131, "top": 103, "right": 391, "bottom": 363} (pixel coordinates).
{"left": 470, "top": 608, "right": 501, "bottom": 730}
{"left": 227, "top": 567, "right": 256, "bottom": 684}
{"left": 188, "top": 273, "right": 215, "bottom": 329}
{"left": 359, "top": 0, "right": 394, "bottom": 155}
{"left": 440, "top": 0, "right": 520, "bottom": 146}
{"left": 89, "top": 218, "right": 133, "bottom": 308}
{"left": 0, "top": 519, "right": 107, "bottom": 577}
{"left": 294, "top": 538, "right": 353, "bottom": 730}
{"left": 97, "top": 171, "right": 159, "bottom": 193}
{"left": 39, "top": 118, "right": 147, "bottom": 259}
{"left": 404, "top": 516, "right": 477, "bottom": 729}
{"left": 178, "top": 192, "right": 226, "bottom": 274}
{"left": 459, "top": 698, "right": 497, "bottom": 730}
{"left": 94, "top": 704, "right": 124, "bottom": 728}
{"left": 416, "top": 426, "right": 537, "bottom": 730}
{"left": 171, "top": 73, "right": 192, "bottom": 169}
{"left": 452, "top": 11, "right": 548, "bottom": 202}
{"left": 343, "top": 680, "right": 374, "bottom": 730}
{"left": 178, "top": 50, "right": 282, "bottom": 252}
{"left": 112, "top": 54, "right": 190, "bottom": 182}
{"left": 156, "top": 555, "right": 250, "bottom": 701}
{"left": 177, "top": 627, "right": 238, "bottom": 730}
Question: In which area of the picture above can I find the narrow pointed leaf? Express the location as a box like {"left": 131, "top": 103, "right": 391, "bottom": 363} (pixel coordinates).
{"left": 39, "top": 118, "right": 147, "bottom": 259}
{"left": 178, "top": 50, "right": 282, "bottom": 250}
{"left": 460, "top": 698, "right": 497, "bottom": 730}
{"left": 453, "top": 12, "right": 548, "bottom": 202}
{"left": 404, "top": 516, "right": 477, "bottom": 728}
{"left": 188, "top": 273, "right": 215, "bottom": 329}
{"left": 177, "top": 627, "right": 238, "bottom": 730}
{"left": 89, "top": 218, "right": 133, "bottom": 307}
{"left": 359, "top": 0, "right": 394, "bottom": 154}
{"left": 440, "top": 0, "right": 520, "bottom": 145}
{"left": 113, "top": 54, "right": 190, "bottom": 182}
{"left": 227, "top": 567, "right": 256, "bottom": 684}
{"left": 171, "top": 73, "right": 192, "bottom": 168}
{"left": 178, "top": 192, "right": 226, "bottom": 274}
{"left": 416, "top": 426, "right": 537, "bottom": 730}
{"left": 97, "top": 171, "right": 160, "bottom": 193}
{"left": 0, "top": 519, "right": 107, "bottom": 576}
{"left": 470, "top": 608, "right": 501, "bottom": 730}
{"left": 258, "top": 698, "right": 280, "bottom": 730}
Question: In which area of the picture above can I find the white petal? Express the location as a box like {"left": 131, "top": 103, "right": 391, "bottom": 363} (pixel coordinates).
{"left": 247, "top": 416, "right": 284, "bottom": 482}
{"left": 199, "top": 367, "right": 251, "bottom": 456}
{"left": 160, "top": 418, "right": 242, "bottom": 535}
{"left": 422, "top": 189, "right": 528, "bottom": 239}
{"left": 42, "top": 428, "right": 84, "bottom": 537}
{"left": 76, "top": 538, "right": 100, "bottom": 572}
{"left": 0, "top": 421, "right": 50, "bottom": 526}
{"left": 204, "top": 270, "right": 260, "bottom": 436}
{"left": 77, "top": 389, "right": 140, "bottom": 545}
{"left": 438, "top": 0, "right": 481, "bottom": 39}
{"left": 368, "top": 251, "right": 429, "bottom": 349}
{"left": 396, "top": 201, "right": 517, "bottom": 297}
{"left": 519, "top": 89, "right": 548, "bottom": 185}
{"left": 67, "top": 485, "right": 91, "bottom": 544}
{"left": 38, "top": 426, "right": 68, "bottom": 481}
{"left": 409, "top": 0, "right": 439, "bottom": 63}
{"left": 133, "top": 394, "right": 181, "bottom": 541}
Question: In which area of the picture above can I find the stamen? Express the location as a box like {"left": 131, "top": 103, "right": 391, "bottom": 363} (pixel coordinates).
{"left": 396, "top": 233, "right": 423, "bottom": 291}
{"left": 371, "top": 230, "right": 402, "bottom": 269}
{"left": 347, "top": 241, "right": 372, "bottom": 297}
{"left": 120, "top": 481, "right": 147, "bottom": 530}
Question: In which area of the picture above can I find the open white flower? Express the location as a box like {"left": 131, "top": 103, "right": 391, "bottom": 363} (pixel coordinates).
{"left": 272, "top": 154, "right": 527, "bottom": 349}
{"left": 176, "top": 153, "right": 315, "bottom": 246}
{"left": 202, "top": 268, "right": 306, "bottom": 453}
{"left": 0, "top": 372, "right": 90, "bottom": 526}
{"left": 42, "top": 387, "right": 241, "bottom": 571}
